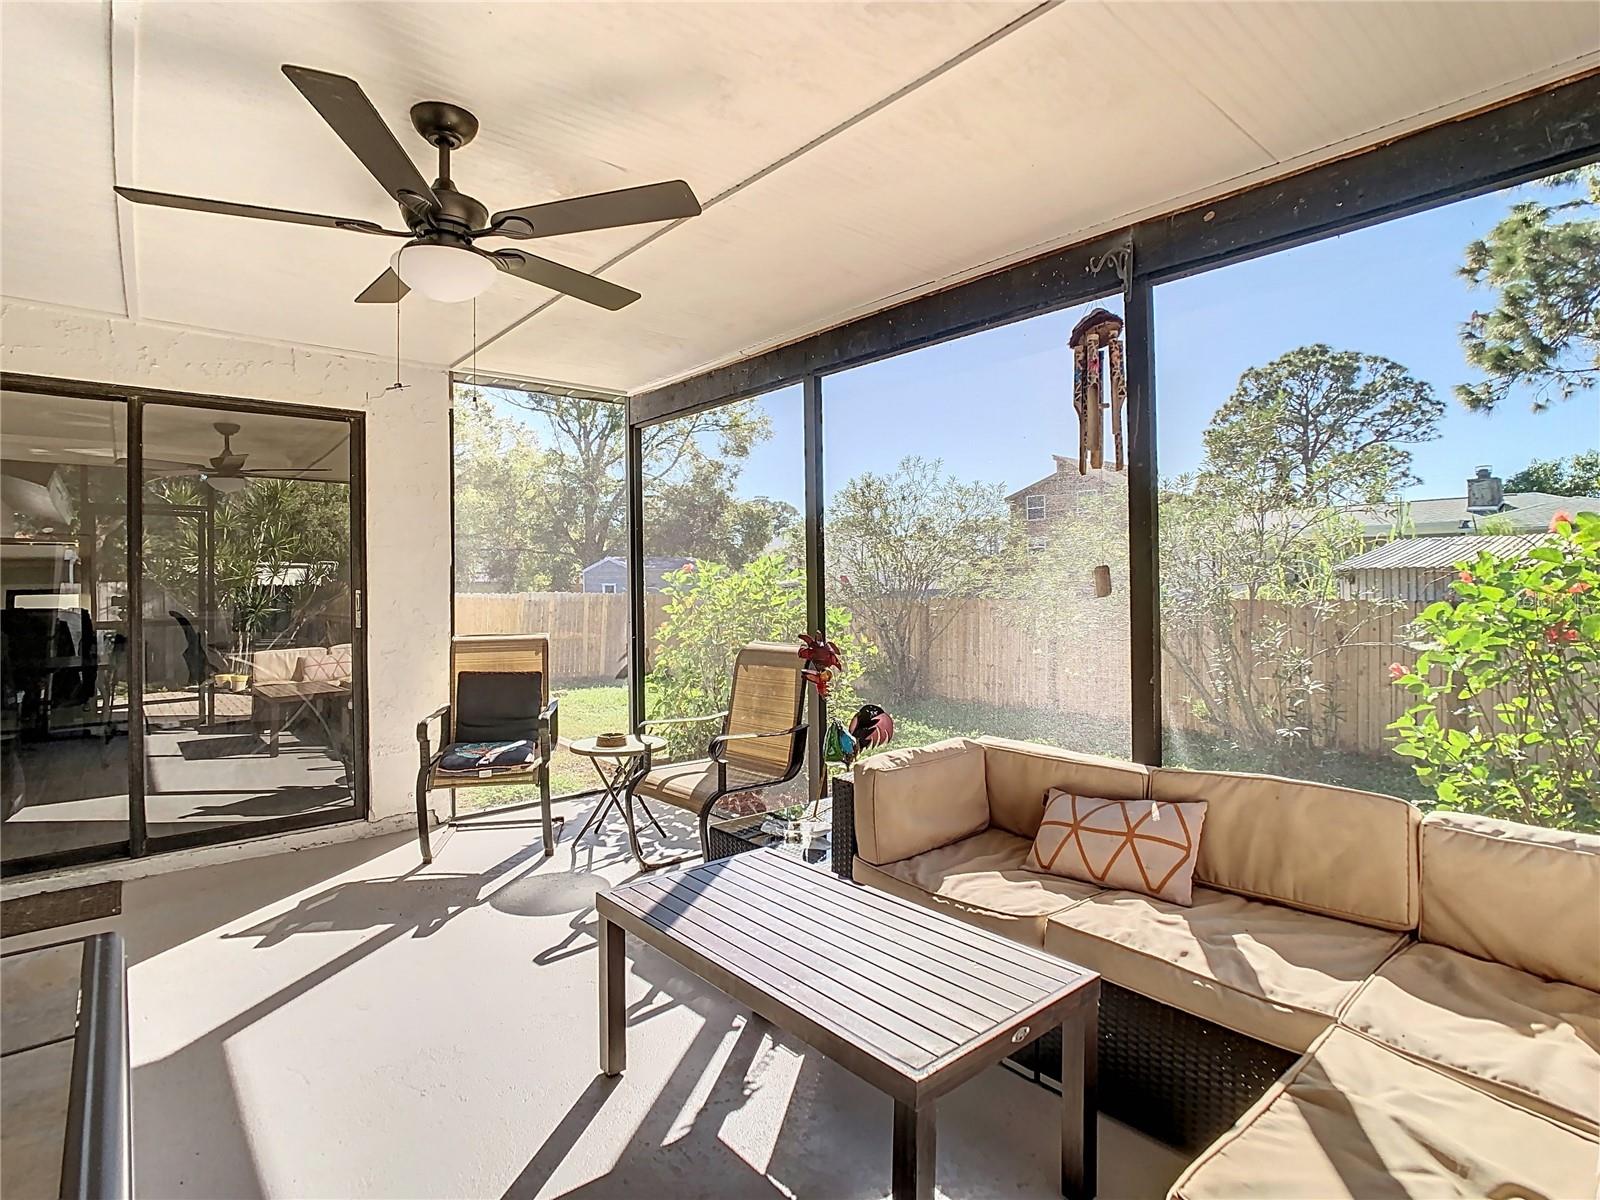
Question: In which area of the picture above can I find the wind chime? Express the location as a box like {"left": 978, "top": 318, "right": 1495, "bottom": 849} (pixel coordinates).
{"left": 1069, "top": 307, "right": 1128, "bottom": 473}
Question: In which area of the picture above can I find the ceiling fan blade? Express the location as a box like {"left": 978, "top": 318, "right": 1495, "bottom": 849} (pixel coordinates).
{"left": 237, "top": 468, "right": 333, "bottom": 476}
{"left": 489, "top": 250, "right": 640, "bottom": 311}
{"left": 489, "top": 180, "right": 701, "bottom": 239}
{"left": 113, "top": 187, "right": 408, "bottom": 236}
{"left": 355, "top": 268, "right": 410, "bottom": 304}
{"left": 281, "top": 65, "right": 437, "bottom": 213}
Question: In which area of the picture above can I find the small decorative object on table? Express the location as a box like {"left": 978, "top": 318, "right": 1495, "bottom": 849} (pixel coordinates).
{"left": 595, "top": 732, "right": 628, "bottom": 748}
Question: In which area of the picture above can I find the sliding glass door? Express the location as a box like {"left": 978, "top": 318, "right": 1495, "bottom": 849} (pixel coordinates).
{"left": 1, "top": 384, "right": 366, "bottom": 874}
{"left": 138, "top": 401, "right": 360, "bottom": 850}
{"left": 1, "top": 394, "right": 132, "bottom": 867}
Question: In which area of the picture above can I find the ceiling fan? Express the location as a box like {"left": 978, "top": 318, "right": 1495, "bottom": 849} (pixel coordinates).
{"left": 151, "top": 422, "right": 333, "bottom": 494}
{"left": 112, "top": 65, "right": 702, "bottom": 310}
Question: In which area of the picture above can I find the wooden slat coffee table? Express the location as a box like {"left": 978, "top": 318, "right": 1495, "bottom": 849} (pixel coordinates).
{"left": 597, "top": 849, "right": 1100, "bottom": 1200}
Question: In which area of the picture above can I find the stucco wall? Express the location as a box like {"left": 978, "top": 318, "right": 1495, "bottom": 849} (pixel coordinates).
{"left": 1, "top": 298, "right": 451, "bottom": 823}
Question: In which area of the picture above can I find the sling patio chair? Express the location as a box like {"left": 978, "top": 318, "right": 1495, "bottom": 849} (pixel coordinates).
{"left": 415, "top": 634, "right": 560, "bottom": 865}
{"left": 622, "top": 641, "right": 808, "bottom": 869}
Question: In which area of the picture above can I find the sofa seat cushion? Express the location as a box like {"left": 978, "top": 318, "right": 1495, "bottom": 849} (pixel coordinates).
{"left": 1043, "top": 887, "right": 1406, "bottom": 1051}
{"left": 852, "top": 828, "right": 1101, "bottom": 947}
{"left": 1341, "top": 942, "right": 1600, "bottom": 1134}
{"left": 1169, "top": 1027, "right": 1600, "bottom": 1200}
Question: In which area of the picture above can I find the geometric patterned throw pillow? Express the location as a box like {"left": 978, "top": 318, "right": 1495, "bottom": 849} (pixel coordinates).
{"left": 1029, "top": 789, "right": 1207, "bottom": 905}
{"left": 293, "top": 649, "right": 346, "bottom": 684}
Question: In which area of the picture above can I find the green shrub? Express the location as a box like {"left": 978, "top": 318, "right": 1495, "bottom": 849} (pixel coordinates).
{"left": 646, "top": 554, "right": 870, "bottom": 760}
{"left": 1389, "top": 511, "right": 1600, "bottom": 830}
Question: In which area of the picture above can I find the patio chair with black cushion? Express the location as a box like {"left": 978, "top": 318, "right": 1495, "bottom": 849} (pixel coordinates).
{"left": 414, "top": 634, "right": 560, "bottom": 865}
{"left": 624, "top": 641, "right": 808, "bottom": 868}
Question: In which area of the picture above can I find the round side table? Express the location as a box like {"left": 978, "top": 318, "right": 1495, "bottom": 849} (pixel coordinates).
{"left": 570, "top": 735, "right": 668, "bottom": 864}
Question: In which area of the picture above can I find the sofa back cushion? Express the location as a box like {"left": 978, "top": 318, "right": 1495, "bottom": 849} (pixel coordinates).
{"left": 1150, "top": 767, "right": 1420, "bottom": 931}
{"left": 249, "top": 646, "right": 305, "bottom": 684}
{"left": 1419, "top": 811, "right": 1600, "bottom": 990}
{"left": 979, "top": 738, "right": 1150, "bottom": 839}
{"left": 853, "top": 738, "right": 987, "bottom": 865}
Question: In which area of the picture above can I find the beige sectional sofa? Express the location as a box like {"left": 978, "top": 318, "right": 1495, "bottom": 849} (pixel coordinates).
{"left": 839, "top": 736, "right": 1600, "bottom": 1199}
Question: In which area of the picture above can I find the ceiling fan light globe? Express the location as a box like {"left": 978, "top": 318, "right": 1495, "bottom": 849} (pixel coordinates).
{"left": 204, "top": 474, "right": 249, "bottom": 495}
{"left": 390, "top": 243, "right": 496, "bottom": 303}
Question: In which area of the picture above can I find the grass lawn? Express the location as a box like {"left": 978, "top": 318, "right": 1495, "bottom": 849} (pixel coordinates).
{"left": 456, "top": 683, "right": 1431, "bottom": 816}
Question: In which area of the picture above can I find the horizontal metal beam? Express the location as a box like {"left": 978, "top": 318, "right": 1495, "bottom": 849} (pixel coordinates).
{"left": 631, "top": 69, "right": 1600, "bottom": 424}
{"left": 1135, "top": 69, "right": 1600, "bottom": 283}
{"left": 630, "top": 229, "right": 1129, "bottom": 425}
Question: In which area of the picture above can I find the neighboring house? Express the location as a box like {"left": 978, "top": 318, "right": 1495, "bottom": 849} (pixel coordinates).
{"left": 1335, "top": 533, "right": 1547, "bottom": 603}
{"left": 1342, "top": 467, "right": 1599, "bottom": 540}
{"left": 581, "top": 555, "right": 695, "bottom": 594}
{"left": 1005, "top": 455, "right": 1127, "bottom": 553}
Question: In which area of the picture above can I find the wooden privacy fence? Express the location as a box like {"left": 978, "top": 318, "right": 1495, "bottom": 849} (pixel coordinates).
{"left": 1159, "top": 599, "right": 1422, "bottom": 755}
{"left": 454, "top": 590, "right": 1427, "bottom": 756}
{"left": 455, "top": 591, "right": 666, "bottom": 680}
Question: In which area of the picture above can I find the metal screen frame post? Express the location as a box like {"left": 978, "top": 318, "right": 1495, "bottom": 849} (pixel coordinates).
{"left": 802, "top": 373, "right": 827, "bottom": 800}
{"left": 1124, "top": 273, "right": 1161, "bottom": 766}
{"left": 625, "top": 418, "right": 647, "bottom": 733}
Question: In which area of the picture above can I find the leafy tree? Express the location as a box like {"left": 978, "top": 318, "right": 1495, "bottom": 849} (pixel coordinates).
{"left": 454, "top": 386, "right": 781, "bottom": 590}
{"left": 827, "top": 456, "right": 1017, "bottom": 704}
{"left": 646, "top": 554, "right": 867, "bottom": 761}
{"left": 1160, "top": 467, "right": 1385, "bottom": 770}
{"left": 1203, "top": 344, "right": 1443, "bottom": 506}
{"left": 648, "top": 458, "right": 796, "bottom": 566}
{"left": 1456, "top": 166, "right": 1600, "bottom": 413}
{"left": 452, "top": 394, "right": 549, "bottom": 591}
{"left": 145, "top": 476, "right": 351, "bottom": 656}
{"left": 1504, "top": 451, "right": 1600, "bottom": 497}
{"left": 1389, "top": 511, "right": 1600, "bottom": 831}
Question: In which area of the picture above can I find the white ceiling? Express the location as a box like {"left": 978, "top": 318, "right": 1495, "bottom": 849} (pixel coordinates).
{"left": 3, "top": 1, "right": 1596, "bottom": 396}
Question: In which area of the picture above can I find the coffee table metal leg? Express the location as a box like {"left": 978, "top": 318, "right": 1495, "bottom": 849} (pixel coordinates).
{"left": 599, "top": 915, "right": 626, "bottom": 1076}
{"left": 892, "top": 1099, "right": 934, "bottom": 1200}
{"left": 1060, "top": 983, "right": 1100, "bottom": 1200}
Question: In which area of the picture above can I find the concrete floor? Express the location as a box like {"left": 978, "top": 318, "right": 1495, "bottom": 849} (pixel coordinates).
{"left": 1, "top": 798, "right": 1190, "bottom": 1199}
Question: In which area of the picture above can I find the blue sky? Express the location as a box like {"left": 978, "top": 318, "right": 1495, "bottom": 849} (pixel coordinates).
{"left": 728, "top": 175, "right": 1598, "bottom": 510}
{"left": 482, "top": 175, "right": 1596, "bottom": 516}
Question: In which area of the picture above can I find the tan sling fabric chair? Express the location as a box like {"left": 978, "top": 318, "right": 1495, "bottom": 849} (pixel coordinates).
{"left": 415, "top": 634, "right": 559, "bottom": 864}
{"left": 625, "top": 641, "right": 808, "bottom": 868}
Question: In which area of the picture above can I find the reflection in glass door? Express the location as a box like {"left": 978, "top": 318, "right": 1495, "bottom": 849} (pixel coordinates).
{"left": 139, "top": 402, "right": 361, "bottom": 847}
{"left": 2, "top": 385, "right": 367, "bottom": 874}
{"left": 1, "top": 394, "right": 132, "bottom": 870}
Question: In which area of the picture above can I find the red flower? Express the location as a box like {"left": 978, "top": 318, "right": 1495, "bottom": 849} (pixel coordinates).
{"left": 1565, "top": 628, "right": 1580, "bottom": 642}
{"left": 1457, "top": 570, "right": 1474, "bottom": 583}
{"left": 1388, "top": 663, "right": 1406, "bottom": 681}
{"left": 1546, "top": 625, "right": 1566, "bottom": 643}
{"left": 1572, "top": 581, "right": 1592, "bottom": 594}
{"left": 1550, "top": 510, "right": 1574, "bottom": 532}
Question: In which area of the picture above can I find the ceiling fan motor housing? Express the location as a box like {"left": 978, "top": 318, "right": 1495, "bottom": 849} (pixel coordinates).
{"left": 405, "top": 102, "right": 488, "bottom": 240}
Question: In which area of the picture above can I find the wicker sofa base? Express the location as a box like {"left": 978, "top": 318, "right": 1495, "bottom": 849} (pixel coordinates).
{"left": 828, "top": 777, "right": 1297, "bottom": 1152}
{"left": 1007, "top": 980, "right": 1298, "bottom": 1152}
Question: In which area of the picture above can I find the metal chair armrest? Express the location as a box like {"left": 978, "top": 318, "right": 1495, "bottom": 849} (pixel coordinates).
{"left": 641, "top": 711, "right": 728, "bottom": 731}
{"left": 540, "top": 697, "right": 559, "bottom": 753}
{"left": 417, "top": 704, "right": 450, "bottom": 769}
{"left": 708, "top": 723, "right": 808, "bottom": 763}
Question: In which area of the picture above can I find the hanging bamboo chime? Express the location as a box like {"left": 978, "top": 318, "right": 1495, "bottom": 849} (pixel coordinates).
{"left": 1069, "top": 307, "right": 1128, "bottom": 473}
